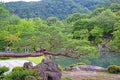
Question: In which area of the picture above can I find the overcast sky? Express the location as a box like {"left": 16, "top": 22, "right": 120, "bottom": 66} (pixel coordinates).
{"left": 2, "top": 0, "right": 41, "bottom": 2}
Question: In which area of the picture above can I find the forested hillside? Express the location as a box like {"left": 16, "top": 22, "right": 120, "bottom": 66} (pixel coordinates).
{"left": 0, "top": 1, "right": 120, "bottom": 55}
{"left": 4, "top": 0, "right": 120, "bottom": 19}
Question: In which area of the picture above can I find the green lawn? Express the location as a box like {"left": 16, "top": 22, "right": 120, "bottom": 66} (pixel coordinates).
{"left": 0, "top": 56, "right": 45, "bottom": 64}
{"left": 10, "top": 56, "right": 45, "bottom": 64}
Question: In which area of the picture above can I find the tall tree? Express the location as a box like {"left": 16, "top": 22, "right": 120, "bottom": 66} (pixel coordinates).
{"left": 90, "top": 26, "right": 103, "bottom": 44}
{"left": 95, "top": 9, "right": 116, "bottom": 39}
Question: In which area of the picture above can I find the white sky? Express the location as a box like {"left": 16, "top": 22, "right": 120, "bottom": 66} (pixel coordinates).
{"left": 2, "top": 0, "right": 41, "bottom": 2}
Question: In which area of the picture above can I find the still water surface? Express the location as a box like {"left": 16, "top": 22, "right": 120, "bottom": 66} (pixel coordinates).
{"left": 53, "top": 53, "right": 120, "bottom": 68}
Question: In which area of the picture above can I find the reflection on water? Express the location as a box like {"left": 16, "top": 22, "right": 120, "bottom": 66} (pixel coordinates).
{"left": 90, "top": 52, "right": 120, "bottom": 68}
{"left": 53, "top": 53, "right": 120, "bottom": 68}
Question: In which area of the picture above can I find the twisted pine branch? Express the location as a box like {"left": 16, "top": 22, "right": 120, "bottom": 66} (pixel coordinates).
{"left": 0, "top": 49, "right": 87, "bottom": 59}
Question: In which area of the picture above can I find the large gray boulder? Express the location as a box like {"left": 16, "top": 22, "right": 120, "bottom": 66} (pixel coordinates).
{"left": 71, "top": 65, "right": 106, "bottom": 72}
{"left": 23, "top": 58, "right": 62, "bottom": 80}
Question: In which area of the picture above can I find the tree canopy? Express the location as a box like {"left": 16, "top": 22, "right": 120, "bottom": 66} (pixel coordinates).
{"left": 0, "top": 1, "right": 120, "bottom": 59}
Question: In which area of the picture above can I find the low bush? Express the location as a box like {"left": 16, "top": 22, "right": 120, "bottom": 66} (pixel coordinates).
{"left": 107, "top": 65, "right": 120, "bottom": 74}
{"left": 76, "top": 62, "right": 86, "bottom": 65}
{"left": 0, "top": 57, "right": 10, "bottom": 60}
{"left": 58, "top": 64, "right": 63, "bottom": 71}
{"left": 0, "top": 66, "right": 9, "bottom": 79}
{"left": 12, "top": 66, "right": 25, "bottom": 72}
{"left": 0, "top": 66, "right": 9, "bottom": 75}
{"left": 70, "top": 64, "right": 77, "bottom": 67}
{"left": 5, "top": 69, "right": 31, "bottom": 80}
{"left": 70, "top": 62, "right": 86, "bottom": 67}
{"left": 61, "top": 77, "right": 73, "bottom": 80}
{"left": 5, "top": 67, "right": 42, "bottom": 80}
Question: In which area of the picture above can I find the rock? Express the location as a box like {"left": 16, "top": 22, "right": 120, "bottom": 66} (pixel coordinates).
{"left": 23, "top": 58, "right": 62, "bottom": 80}
{"left": 64, "top": 67, "right": 71, "bottom": 71}
{"left": 71, "top": 65, "right": 106, "bottom": 72}
{"left": 71, "top": 66, "right": 80, "bottom": 71}
{"left": 23, "top": 62, "right": 33, "bottom": 69}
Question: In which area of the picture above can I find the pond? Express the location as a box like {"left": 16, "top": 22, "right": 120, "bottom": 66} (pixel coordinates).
{"left": 53, "top": 52, "right": 120, "bottom": 68}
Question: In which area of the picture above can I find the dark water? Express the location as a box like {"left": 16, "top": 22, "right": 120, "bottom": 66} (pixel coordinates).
{"left": 53, "top": 53, "right": 120, "bottom": 68}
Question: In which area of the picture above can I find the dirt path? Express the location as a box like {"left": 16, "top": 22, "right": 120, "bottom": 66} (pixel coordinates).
{"left": 62, "top": 70, "right": 120, "bottom": 80}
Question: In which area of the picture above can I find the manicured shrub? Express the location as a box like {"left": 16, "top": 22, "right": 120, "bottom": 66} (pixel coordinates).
{"left": 61, "top": 77, "right": 73, "bottom": 80}
{"left": 0, "top": 66, "right": 9, "bottom": 79}
{"left": 6, "top": 67, "right": 42, "bottom": 80}
{"left": 107, "top": 65, "right": 120, "bottom": 74}
{"left": 76, "top": 62, "right": 86, "bottom": 65}
{"left": 58, "top": 64, "right": 63, "bottom": 71}
{"left": 70, "top": 62, "right": 86, "bottom": 67}
{"left": 0, "top": 57, "right": 10, "bottom": 60}
{"left": 0, "top": 66, "right": 9, "bottom": 75}
{"left": 5, "top": 69, "right": 31, "bottom": 80}
{"left": 12, "top": 66, "right": 25, "bottom": 72}
{"left": 70, "top": 64, "right": 77, "bottom": 67}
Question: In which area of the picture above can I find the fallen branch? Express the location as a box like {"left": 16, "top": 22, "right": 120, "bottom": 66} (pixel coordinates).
{"left": 0, "top": 52, "right": 44, "bottom": 58}
{"left": 0, "top": 49, "right": 87, "bottom": 59}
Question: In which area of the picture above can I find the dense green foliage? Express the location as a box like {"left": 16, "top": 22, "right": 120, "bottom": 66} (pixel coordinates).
{"left": 12, "top": 66, "right": 25, "bottom": 72}
{"left": 0, "top": 9, "right": 97, "bottom": 58}
{"left": 107, "top": 65, "right": 120, "bottom": 74}
{"left": 0, "top": 57, "right": 10, "bottom": 60}
{"left": 0, "top": 1, "right": 120, "bottom": 59}
{"left": 4, "top": 0, "right": 120, "bottom": 19}
{"left": 0, "top": 66, "right": 9, "bottom": 79}
{"left": 0, "top": 66, "right": 9, "bottom": 75}
{"left": 5, "top": 68, "right": 41, "bottom": 80}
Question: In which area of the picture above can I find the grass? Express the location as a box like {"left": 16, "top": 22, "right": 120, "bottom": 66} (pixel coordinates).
{"left": 11, "top": 56, "right": 45, "bottom": 64}
{"left": 0, "top": 56, "right": 44, "bottom": 64}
